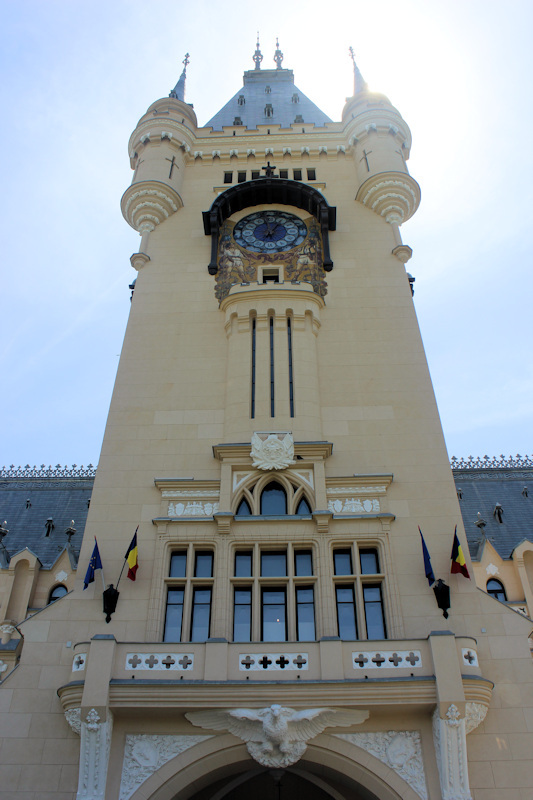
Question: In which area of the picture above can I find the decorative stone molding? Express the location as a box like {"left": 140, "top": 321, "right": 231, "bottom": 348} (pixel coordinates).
{"left": 352, "top": 650, "right": 422, "bottom": 670}
{"left": 120, "top": 735, "right": 211, "bottom": 800}
{"left": 265, "top": 147, "right": 274, "bottom": 156}
{"left": 72, "top": 653, "right": 86, "bottom": 671}
{"left": 239, "top": 652, "right": 309, "bottom": 671}
{"left": 283, "top": 147, "right": 291, "bottom": 155}
{"left": 301, "top": 146, "right": 310, "bottom": 155}
{"left": 247, "top": 148, "right": 256, "bottom": 156}
{"left": 432, "top": 704, "right": 472, "bottom": 800}
{"left": 356, "top": 172, "right": 421, "bottom": 225}
{"left": 167, "top": 501, "right": 219, "bottom": 517}
{"left": 121, "top": 180, "right": 183, "bottom": 233}
{"left": 130, "top": 252, "right": 151, "bottom": 271}
{"left": 251, "top": 432, "right": 294, "bottom": 471}
{"left": 335, "top": 731, "right": 427, "bottom": 800}
{"left": 337, "top": 144, "right": 346, "bottom": 153}
{"left": 328, "top": 498, "right": 380, "bottom": 514}
{"left": 0, "top": 464, "right": 96, "bottom": 478}
{"left": 212, "top": 149, "right": 221, "bottom": 158}
{"left": 77, "top": 708, "right": 113, "bottom": 800}
{"left": 451, "top": 454, "right": 533, "bottom": 470}
{"left": 465, "top": 702, "right": 488, "bottom": 735}
{"left": 161, "top": 131, "right": 173, "bottom": 141}
{"left": 389, "top": 124, "right": 399, "bottom": 136}
{"left": 179, "top": 142, "right": 190, "bottom": 153}
{"left": 0, "top": 659, "right": 8, "bottom": 673}
{"left": 392, "top": 244, "right": 413, "bottom": 264}
{"left": 194, "top": 151, "right": 203, "bottom": 159}
{"left": 65, "top": 707, "right": 82, "bottom": 736}
{"left": 319, "top": 146, "right": 327, "bottom": 154}
{"left": 125, "top": 652, "right": 194, "bottom": 672}
{"left": 140, "top": 133, "right": 151, "bottom": 144}
{"left": 485, "top": 563, "right": 499, "bottom": 575}
{"left": 365, "top": 123, "right": 377, "bottom": 133}
{"left": 461, "top": 648, "right": 478, "bottom": 667}
{"left": 229, "top": 149, "right": 238, "bottom": 157}
{"left": 186, "top": 705, "right": 368, "bottom": 768}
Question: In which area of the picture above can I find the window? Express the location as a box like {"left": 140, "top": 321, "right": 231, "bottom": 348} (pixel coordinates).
{"left": 238, "top": 94, "right": 245, "bottom": 106}
{"left": 262, "top": 268, "right": 280, "bottom": 284}
{"left": 238, "top": 171, "right": 246, "bottom": 183}
{"left": 333, "top": 546, "right": 386, "bottom": 640}
{"left": 236, "top": 498, "right": 252, "bottom": 516}
{"left": 260, "top": 482, "right": 287, "bottom": 515}
{"left": 231, "top": 544, "right": 317, "bottom": 642}
{"left": 251, "top": 170, "right": 260, "bottom": 180}
{"left": 265, "top": 85, "right": 271, "bottom": 94}
{"left": 164, "top": 548, "right": 214, "bottom": 642}
{"left": 224, "top": 171, "right": 232, "bottom": 184}
{"left": 279, "top": 169, "right": 289, "bottom": 179}
{"left": 48, "top": 584, "right": 67, "bottom": 603}
{"left": 292, "top": 93, "right": 299, "bottom": 104}
{"left": 307, "top": 168, "right": 316, "bottom": 181}
{"left": 296, "top": 497, "right": 311, "bottom": 515}
{"left": 487, "top": 579, "right": 507, "bottom": 601}
{"left": 293, "top": 169, "right": 302, "bottom": 181}
{"left": 233, "top": 117, "right": 242, "bottom": 126}
{"left": 265, "top": 104, "right": 273, "bottom": 118}
{"left": 294, "top": 115, "right": 304, "bottom": 124}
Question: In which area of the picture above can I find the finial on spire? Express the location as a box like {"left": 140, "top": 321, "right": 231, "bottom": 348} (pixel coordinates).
{"left": 349, "top": 46, "right": 368, "bottom": 95}
{"left": 253, "top": 33, "right": 263, "bottom": 70}
{"left": 169, "top": 52, "right": 190, "bottom": 101}
{"left": 274, "top": 37, "right": 284, "bottom": 69}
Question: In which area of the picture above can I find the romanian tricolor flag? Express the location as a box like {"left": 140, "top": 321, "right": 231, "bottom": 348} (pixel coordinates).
{"left": 450, "top": 527, "right": 470, "bottom": 579}
{"left": 125, "top": 528, "right": 139, "bottom": 581}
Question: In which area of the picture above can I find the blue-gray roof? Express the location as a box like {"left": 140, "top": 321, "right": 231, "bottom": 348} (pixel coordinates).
{"left": 0, "top": 475, "right": 93, "bottom": 568}
{"left": 453, "top": 466, "right": 533, "bottom": 559}
{"left": 205, "top": 68, "right": 331, "bottom": 130}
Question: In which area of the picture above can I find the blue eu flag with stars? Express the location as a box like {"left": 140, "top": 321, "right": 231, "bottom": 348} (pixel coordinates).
{"left": 83, "top": 539, "right": 103, "bottom": 589}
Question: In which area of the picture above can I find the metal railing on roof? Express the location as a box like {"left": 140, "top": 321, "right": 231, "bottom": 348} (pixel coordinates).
{"left": 0, "top": 464, "right": 97, "bottom": 478}
{"left": 450, "top": 455, "right": 533, "bottom": 470}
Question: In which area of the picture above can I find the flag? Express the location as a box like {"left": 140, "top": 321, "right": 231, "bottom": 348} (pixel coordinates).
{"left": 419, "top": 527, "right": 436, "bottom": 586}
{"left": 83, "top": 539, "right": 103, "bottom": 589}
{"left": 451, "top": 527, "right": 470, "bottom": 579}
{"left": 125, "top": 528, "right": 139, "bottom": 581}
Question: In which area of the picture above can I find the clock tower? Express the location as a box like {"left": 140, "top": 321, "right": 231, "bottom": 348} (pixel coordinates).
{"left": 3, "top": 41, "right": 533, "bottom": 800}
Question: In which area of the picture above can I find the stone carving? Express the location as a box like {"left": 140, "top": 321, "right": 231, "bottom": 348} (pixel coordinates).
{"left": 328, "top": 498, "right": 380, "bottom": 514}
{"left": 167, "top": 501, "right": 219, "bottom": 517}
{"left": 119, "top": 734, "right": 212, "bottom": 800}
{"left": 335, "top": 731, "right": 427, "bottom": 800}
{"left": 125, "top": 652, "right": 194, "bottom": 671}
{"left": 465, "top": 702, "right": 488, "bottom": 735}
{"left": 251, "top": 432, "right": 294, "bottom": 471}
{"left": 0, "top": 659, "right": 8, "bottom": 673}
{"left": 65, "top": 707, "right": 82, "bottom": 736}
{"left": 485, "top": 563, "right": 499, "bottom": 576}
{"left": 334, "top": 731, "right": 428, "bottom": 800}
{"left": 72, "top": 653, "right": 86, "bottom": 671}
{"left": 461, "top": 648, "right": 478, "bottom": 667}
{"left": 432, "top": 705, "right": 472, "bottom": 800}
{"left": 352, "top": 650, "right": 422, "bottom": 670}
{"left": 211, "top": 149, "right": 220, "bottom": 158}
{"left": 239, "top": 653, "right": 309, "bottom": 671}
{"left": 337, "top": 144, "right": 346, "bottom": 153}
{"left": 55, "top": 569, "right": 69, "bottom": 582}
{"left": 194, "top": 151, "right": 203, "bottom": 159}
{"left": 247, "top": 148, "right": 256, "bottom": 156}
{"left": 77, "top": 708, "right": 113, "bottom": 800}
{"left": 186, "top": 704, "right": 368, "bottom": 768}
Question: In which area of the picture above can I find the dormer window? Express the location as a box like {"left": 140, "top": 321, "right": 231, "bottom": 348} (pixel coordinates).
{"left": 238, "top": 94, "right": 245, "bottom": 106}
{"left": 264, "top": 104, "right": 274, "bottom": 118}
{"left": 292, "top": 93, "right": 299, "bottom": 103}
{"left": 265, "top": 85, "right": 271, "bottom": 94}
{"left": 233, "top": 117, "right": 242, "bottom": 126}
{"left": 294, "top": 115, "right": 304, "bottom": 123}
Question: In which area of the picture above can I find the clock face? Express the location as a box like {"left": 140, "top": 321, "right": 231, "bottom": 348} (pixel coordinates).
{"left": 233, "top": 211, "right": 307, "bottom": 253}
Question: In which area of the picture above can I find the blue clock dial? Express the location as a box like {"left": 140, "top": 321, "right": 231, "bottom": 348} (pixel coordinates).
{"left": 233, "top": 211, "right": 307, "bottom": 253}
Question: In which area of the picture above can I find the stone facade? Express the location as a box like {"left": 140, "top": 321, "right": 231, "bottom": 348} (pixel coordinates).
{"left": 1, "top": 48, "right": 532, "bottom": 800}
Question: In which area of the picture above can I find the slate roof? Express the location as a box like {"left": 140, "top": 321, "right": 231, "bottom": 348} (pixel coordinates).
{"left": 0, "top": 476, "right": 93, "bottom": 568}
{"left": 205, "top": 68, "right": 332, "bottom": 131}
{"left": 453, "top": 466, "right": 533, "bottom": 560}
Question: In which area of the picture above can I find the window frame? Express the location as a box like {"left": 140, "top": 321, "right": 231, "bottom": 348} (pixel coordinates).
{"left": 332, "top": 544, "right": 387, "bottom": 641}
{"left": 164, "top": 545, "right": 215, "bottom": 642}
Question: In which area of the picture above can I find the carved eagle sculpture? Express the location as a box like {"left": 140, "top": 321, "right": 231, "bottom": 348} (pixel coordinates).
{"left": 185, "top": 704, "right": 368, "bottom": 768}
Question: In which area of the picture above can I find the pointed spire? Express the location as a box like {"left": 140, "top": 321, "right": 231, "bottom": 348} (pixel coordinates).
{"left": 349, "top": 47, "right": 368, "bottom": 95}
{"left": 253, "top": 33, "right": 263, "bottom": 70}
{"left": 169, "top": 52, "right": 190, "bottom": 101}
{"left": 274, "top": 37, "right": 284, "bottom": 69}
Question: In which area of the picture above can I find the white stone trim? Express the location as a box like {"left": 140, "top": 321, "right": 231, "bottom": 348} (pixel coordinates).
{"left": 125, "top": 652, "right": 194, "bottom": 671}
{"left": 432, "top": 704, "right": 472, "bottom": 800}
{"left": 352, "top": 650, "right": 422, "bottom": 670}
{"left": 239, "top": 652, "right": 309, "bottom": 671}
{"left": 76, "top": 708, "right": 113, "bottom": 800}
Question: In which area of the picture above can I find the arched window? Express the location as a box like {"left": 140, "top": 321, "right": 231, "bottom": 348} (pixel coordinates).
{"left": 48, "top": 584, "right": 68, "bottom": 604}
{"left": 487, "top": 579, "right": 507, "bottom": 601}
{"left": 236, "top": 498, "right": 252, "bottom": 516}
{"left": 260, "top": 481, "right": 287, "bottom": 515}
{"left": 296, "top": 496, "right": 312, "bottom": 515}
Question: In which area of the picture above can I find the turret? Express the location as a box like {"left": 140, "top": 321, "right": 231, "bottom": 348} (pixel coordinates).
{"left": 342, "top": 50, "right": 420, "bottom": 259}
{"left": 120, "top": 54, "right": 196, "bottom": 266}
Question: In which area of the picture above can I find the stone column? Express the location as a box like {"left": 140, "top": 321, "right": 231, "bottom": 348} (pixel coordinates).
{"left": 77, "top": 708, "right": 114, "bottom": 800}
{"left": 432, "top": 703, "right": 472, "bottom": 800}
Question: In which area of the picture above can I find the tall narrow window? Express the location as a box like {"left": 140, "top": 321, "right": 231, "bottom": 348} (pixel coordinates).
{"left": 260, "top": 483, "right": 287, "bottom": 516}
{"left": 251, "top": 317, "right": 256, "bottom": 418}
{"left": 363, "top": 585, "right": 386, "bottom": 639}
{"left": 190, "top": 588, "right": 211, "bottom": 641}
{"left": 287, "top": 317, "right": 294, "bottom": 417}
{"left": 234, "top": 588, "right": 252, "bottom": 642}
{"left": 336, "top": 586, "right": 357, "bottom": 639}
{"left": 262, "top": 588, "right": 286, "bottom": 641}
{"left": 164, "top": 588, "right": 184, "bottom": 642}
{"left": 296, "top": 587, "right": 315, "bottom": 640}
{"left": 269, "top": 316, "right": 275, "bottom": 417}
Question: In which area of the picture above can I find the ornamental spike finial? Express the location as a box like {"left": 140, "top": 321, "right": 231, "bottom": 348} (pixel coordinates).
{"left": 253, "top": 33, "right": 263, "bottom": 70}
{"left": 349, "top": 46, "right": 367, "bottom": 95}
{"left": 274, "top": 37, "right": 283, "bottom": 69}
{"left": 169, "top": 52, "right": 190, "bottom": 101}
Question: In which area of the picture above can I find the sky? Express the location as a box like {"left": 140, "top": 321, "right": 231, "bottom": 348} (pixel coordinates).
{"left": 1, "top": 0, "right": 532, "bottom": 468}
